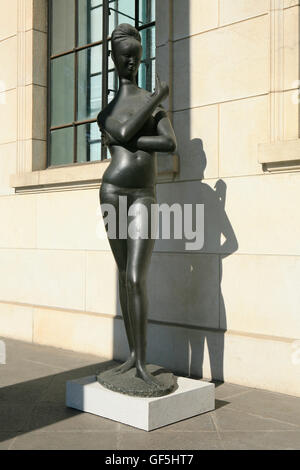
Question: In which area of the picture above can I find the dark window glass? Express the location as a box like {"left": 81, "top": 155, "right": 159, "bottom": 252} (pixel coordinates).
{"left": 139, "top": 0, "right": 155, "bottom": 25}
{"left": 50, "top": 127, "right": 74, "bottom": 166}
{"left": 77, "top": 45, "right": 102, "bottom": 121}
{"left": 51, "top": 0, "right": 75, "bottom": 55}
{"left": 109, "top": 0, "right": 136, "bottom": 35}
{"left": 78, "top": 0, "right": 103, "bottom": 46}
{"left": 141, "top": 26, "right": 155, "bottom": 60}
{"left": 139, "top": 25, "right": 155, "bottom": 92}
{"left": 48, "top": 0, "right": 156, "bottom": 167}
{"left": 50, "top": 54, "right": 75, "bottom": 127}
{"left": 77, "top": 122, "right": 101, "bottom": 163}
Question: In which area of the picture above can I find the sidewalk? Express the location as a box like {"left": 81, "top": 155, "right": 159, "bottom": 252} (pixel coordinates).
{"left": 0, "top": 337, "right": 299, "bottom": 450}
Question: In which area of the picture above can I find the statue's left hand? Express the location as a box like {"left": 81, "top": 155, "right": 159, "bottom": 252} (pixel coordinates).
{"left": 151, "top": 73, "right": 169, "bottom": 102}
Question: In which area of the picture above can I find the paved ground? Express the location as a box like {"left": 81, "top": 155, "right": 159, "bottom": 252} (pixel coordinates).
{"left": 0, "top": 337, "right": 299, "bottom": 450}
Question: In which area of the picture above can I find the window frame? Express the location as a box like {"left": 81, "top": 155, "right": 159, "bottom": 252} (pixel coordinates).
{"left": 47, "top": 0, "right": 156, "bottom": 168}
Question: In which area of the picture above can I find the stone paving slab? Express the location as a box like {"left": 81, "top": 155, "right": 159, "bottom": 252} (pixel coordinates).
{"left": 218, "top": 388, "right": 300, "bottom": 427}
{"left": 117, "top": 430, "right": 223, "bottom": 451}
{"left": 11, "top": 430, "right": 120, "bottom": 451}
{"left": 219, "top": 431, "right": 300, "bottom": 451}
{"left": 0, "top": 337, "right": 299, "bottom": 450}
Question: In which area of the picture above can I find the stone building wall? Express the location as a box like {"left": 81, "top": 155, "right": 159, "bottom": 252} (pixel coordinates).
{"left": 0, "top": 0, "right": 299, "bottom": 396}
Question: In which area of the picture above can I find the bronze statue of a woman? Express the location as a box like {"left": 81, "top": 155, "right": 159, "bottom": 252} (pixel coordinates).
{"left": 96, "top": 24, "right": 177, "bottom": 397}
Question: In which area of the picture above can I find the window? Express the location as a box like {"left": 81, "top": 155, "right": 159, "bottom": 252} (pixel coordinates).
{"left": 48, "top": 0, "right": 156, "bottom": 167}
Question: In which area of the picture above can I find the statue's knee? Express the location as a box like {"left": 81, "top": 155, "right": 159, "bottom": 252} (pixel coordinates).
{"left": 126, "top": 274, "right": 145, "bottom": 293}
{"left": 119, "top": 270, "right": 126, "bottom": 286}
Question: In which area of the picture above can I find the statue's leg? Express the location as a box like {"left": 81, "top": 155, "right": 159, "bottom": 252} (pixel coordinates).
{"left": 126, "top": 195, "right": 160, "bottom": 387}
{"left": 100, "top": 186, "right": 136, "bottom": 371}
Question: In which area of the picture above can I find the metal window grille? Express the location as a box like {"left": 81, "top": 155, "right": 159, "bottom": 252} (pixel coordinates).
{"left": 48, "top": 0, "right": 156, "bottom": 167}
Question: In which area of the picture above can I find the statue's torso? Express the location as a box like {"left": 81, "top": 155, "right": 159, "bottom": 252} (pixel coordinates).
{"left": 99, "top": 89, "right": 158, "bottom": 189}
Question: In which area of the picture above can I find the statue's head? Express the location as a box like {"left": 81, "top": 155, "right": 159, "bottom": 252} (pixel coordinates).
{"left": 111, "top": 23, "right": 142, "bottom": 80}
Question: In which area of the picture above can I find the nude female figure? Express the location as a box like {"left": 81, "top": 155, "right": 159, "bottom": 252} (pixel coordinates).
{"left": 97, "top": 24, "right": 177, "bottom": 389}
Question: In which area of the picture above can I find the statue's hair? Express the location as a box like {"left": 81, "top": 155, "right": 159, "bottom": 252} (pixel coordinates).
{"left": 111, "top": 23, "right": 141, "bottom": 50}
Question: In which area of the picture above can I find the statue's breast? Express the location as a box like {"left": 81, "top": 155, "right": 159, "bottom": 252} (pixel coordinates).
{"left": 109, "top": 106, "right": 157, "bottom": 139}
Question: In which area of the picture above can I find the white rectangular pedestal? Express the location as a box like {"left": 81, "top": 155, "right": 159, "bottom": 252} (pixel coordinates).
{"left": 66, "top": 375, "right": 215, "bottom": 431}
{"left": 0, "top": 340, "right": 6, "bottom": 364}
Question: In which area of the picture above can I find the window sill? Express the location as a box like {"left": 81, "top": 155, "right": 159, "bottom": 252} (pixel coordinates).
{"left": 10, "top": 161, "right": 110, "bottom": 192}
{"left": 10, "top": 154, "right": 179, "bottom": 192}
{"left": 258, "top": 139, "right": 300, "bottom": 172}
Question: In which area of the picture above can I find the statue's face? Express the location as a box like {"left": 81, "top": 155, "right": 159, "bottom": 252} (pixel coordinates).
{"left": 112, "top": 38, "right": 142, "bottom": 80}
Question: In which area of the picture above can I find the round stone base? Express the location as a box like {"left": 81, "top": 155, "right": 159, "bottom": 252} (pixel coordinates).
{"left": 97, "top": 364, "right": 177, "bottom": 398}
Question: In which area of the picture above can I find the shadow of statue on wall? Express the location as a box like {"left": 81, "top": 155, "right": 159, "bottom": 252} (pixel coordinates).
{"left": 144, "top": 138, "right": 239, "bottom": 384}
{"left": 185, "top": 138, "right": 238, "bottom": 383}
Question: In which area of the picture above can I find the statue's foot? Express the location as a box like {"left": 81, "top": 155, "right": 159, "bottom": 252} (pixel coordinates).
{"left": 135, "top": 364, "right": 162, "bottom": 388}
{"left": 97, "top": 363, "right": 176, "bottom": 397}
{"left": 111, "top": 353, "right": 136, "bottom": 375}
